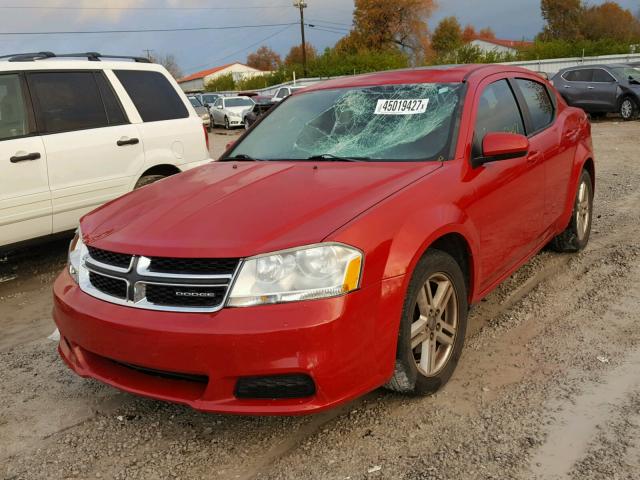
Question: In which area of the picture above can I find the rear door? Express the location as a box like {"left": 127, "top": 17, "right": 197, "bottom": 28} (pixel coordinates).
{"left": 559, "top": 69, "right": 592, "bottom": 109}
{"left": 467, "top": 77, "right": 545, "bottom": 291}
{"left": 513, "top": 77, "right": 574, "bottom": 231}
{"left": 28, "top": 70, "right": 145, "bottom": 233}
{"left": 113, "top": 69, "right": 207, "bottom": 169}
{"left": 0, "top": 72, "right": 51, "bottom": 246}
{"left": 587, "top": 68, "right": 618, "bottom": 111}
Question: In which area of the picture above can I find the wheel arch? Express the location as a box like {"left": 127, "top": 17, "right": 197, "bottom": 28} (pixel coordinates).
{"left": 427, "top": 232, "right": 474, "bottom": 299}
{"left": 139, "top": 164, "right": 181, "bottom": 179}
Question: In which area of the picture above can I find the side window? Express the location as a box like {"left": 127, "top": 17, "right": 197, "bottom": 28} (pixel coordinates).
{"left": 564, "top": 69, "right": 592, "bottom": 82}
{"left": 28, "top": 71, "right": 108, "bottom": 134}
{"left": 95, "top": 72, "right": 127, "bottom": 125}
{"left": 592, "top": 69, "right": 615, "bottom": 83}
{"left": 474, "top": 79, "right": 525, "bottom": 157}
{"left": 114, "top": 70, "right": 188, "bottom": 122}
{"left": 213, "top": 99, "right": 221, "bottom": 108}
{"left": 275, "top": 88, "right": 285, "bottom": 99}
{"left": 0, "top": 74, "right": 31, "bottom": 141}
{"left": 516, "top": 79, "right": 554, "bottom": 133}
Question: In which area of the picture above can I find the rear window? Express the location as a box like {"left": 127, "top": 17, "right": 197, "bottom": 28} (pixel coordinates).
{"left": 28, "top": 71, "right": 109, "bottom": 134}
{"left": 516, "top": 79, "right": 554, "bottom": 133}
{"left": 564, "top": 70, "right": 592, "bottom": 82}
{"left": 115, "top": 70, "right": 188, "bottom": 122}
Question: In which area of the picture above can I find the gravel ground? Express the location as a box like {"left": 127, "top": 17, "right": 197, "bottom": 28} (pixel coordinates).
{"left": 1, "top": 121, "right": 639, "bottom": 480}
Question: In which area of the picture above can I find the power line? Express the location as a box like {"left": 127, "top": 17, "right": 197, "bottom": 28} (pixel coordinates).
{"left": 308, "top": 26, "right": 348, "bottom": 36}
{"left": 0, "top": 22, "right": 299, "bottom": 36}
{"left": 307, "top": 18, "right": 352, "bottom": 27}
{"left": 0, "top": 4, "right": 292, "bottom": 11}
{"left": 183, "top": 24, "right": 294, "bottom": 74}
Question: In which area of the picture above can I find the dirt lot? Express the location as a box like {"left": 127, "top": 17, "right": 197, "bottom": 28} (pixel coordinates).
{"left": 1, "top": 121, "right": 639, "bottom": 480}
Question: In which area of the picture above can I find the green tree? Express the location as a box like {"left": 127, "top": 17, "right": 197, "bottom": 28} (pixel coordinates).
{"left": 431, "top": 16, "right": 463, "bottom": 59}
{"left": 204, "top": 73, "right": 235, "bottom": 92}
{"left": 539, "top": 0, "right": 584, "bottom": 41}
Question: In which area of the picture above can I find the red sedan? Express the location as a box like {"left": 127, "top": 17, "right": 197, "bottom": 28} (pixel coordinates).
{"left": 54, "top": 65, "right": 594, "bottom": 415}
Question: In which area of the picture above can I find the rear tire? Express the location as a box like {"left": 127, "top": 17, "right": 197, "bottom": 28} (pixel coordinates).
{"left": 550, "top": 169, "right": 593, "bottom": 253}
{"left": 620, "top": 97, "right": 637, "bottom": 121}
{"left": 134, "top": 174, "right": 165, "bottom": 189}
{"left": 385, "top": 249, "right": 468, "bottom": 395}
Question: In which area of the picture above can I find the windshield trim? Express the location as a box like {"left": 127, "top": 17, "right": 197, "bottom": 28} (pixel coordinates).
{"left": 223, "top": 82, "right": 466, "bottom": 164}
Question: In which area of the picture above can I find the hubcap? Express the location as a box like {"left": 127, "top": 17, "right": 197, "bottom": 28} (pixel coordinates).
{"left": 410, "top": 273, "right": 458, "bottom": 377}
{"left": 576, "top": 180, "right": 591, "bottom": 239}
{"left": 621, "top": 100, "right": 632, "bottom": 119}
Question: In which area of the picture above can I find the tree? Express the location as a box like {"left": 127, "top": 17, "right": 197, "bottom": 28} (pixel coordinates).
{"left": 246, "top": 46, "right": 282, "bottom": 71}
{"left": 462, "top": 25, "right": 477, "bottom": 43}
{"left": 431, "top": 16, "right": 463, "bottom": 58}
{"left": 204, "top": 73, "right": 235, "bottom": 92}
{"left": 478, "top": 27, "right": 496, "bottom": 39}
{"left": 581, "top": 2, "right": 640, "bottom": 43}
{"left": 540, "top": 0, "right": 584, "bottom": 41}
{"left": 150, "top": 53, "right": 182, "bottom": 79}
{"left": 336, "top": 0, "right": 436, "bottom": 63}
{"left": 284, "top": 42, "right": 318, "bottom": 66}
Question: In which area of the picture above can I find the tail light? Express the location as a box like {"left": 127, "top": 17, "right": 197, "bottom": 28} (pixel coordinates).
{"left": 203, "top": 125, "right": 210, "bottom": 151}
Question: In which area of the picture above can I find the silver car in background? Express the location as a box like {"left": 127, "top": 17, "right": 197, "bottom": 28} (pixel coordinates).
{"left": 188, "top": 96, "right": 212, "bottom": 131}
{"left": 210, "top": 96, "right": 255, "bottom": 129}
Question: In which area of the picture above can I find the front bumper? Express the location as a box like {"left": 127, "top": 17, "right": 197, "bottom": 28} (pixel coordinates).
{"left": 53, "top": 270, "right": 405, "bottom": 415}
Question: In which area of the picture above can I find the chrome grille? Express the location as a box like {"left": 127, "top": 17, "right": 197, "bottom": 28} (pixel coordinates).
{"left": 79, "top": 246, "right": 240, "bottom": 313}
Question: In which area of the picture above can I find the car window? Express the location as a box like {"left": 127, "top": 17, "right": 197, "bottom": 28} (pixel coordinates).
{"left": 515, "top": 79, "right": 554, "bottom": 133}
{"left": 592, "top": 69, "right": 615, "bottom": 83}
{"left": 275, "top": 88, "right": 286, "bottom": 98}
{"left": 0, "top": 73, "right": 31, "bottom": 141}
{"left": 95, "top": 72, "right": 127, "bottom": 125}
{"left": 230, "top": 82, "right": 464, "bottom": 162}
{"left": 564, "top": 69, "right": 592, "bottom": 82}
{"left": 474, "top": 79, "right": 525, "bottom": 157}
{"left": 225, "top": 98, "right": 254, "bottom": 107}
{"left": 188, "top": 97, "right": 202, "bottom": 107}
{"left": 114, "top": 70, "right": 188, "bottom": 122}
{"left": 28, "top": 71, "right": 108, "bottom": 134}
{"left": 201, "top": 94, "right": 217, "bottom": 104}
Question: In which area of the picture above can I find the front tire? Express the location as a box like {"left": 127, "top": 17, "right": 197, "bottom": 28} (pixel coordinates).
{"left": 620, "top": 97, "right": 637, "bottom": 121}
{"left": 550, "top": 169, "right": 593, "bottom": 252}
{"left": 224, "top": 117, "right": 230, "bottom": 130}
{"left": 386, "top": 249, "right": 468, "bottom": 395}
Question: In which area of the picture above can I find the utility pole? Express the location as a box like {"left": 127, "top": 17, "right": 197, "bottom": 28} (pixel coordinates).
{"left": 294, "top": 0, "right": 308, "bottom": 77}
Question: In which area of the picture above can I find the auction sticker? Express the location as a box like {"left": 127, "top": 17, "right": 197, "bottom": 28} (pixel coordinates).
{"left": 374, "top": 98, "right": 429, "bottom": 115}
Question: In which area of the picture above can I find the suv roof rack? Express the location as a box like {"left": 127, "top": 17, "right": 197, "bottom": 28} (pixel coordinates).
{"left": 0, "top": 52, "right": 151, "bottom": 63}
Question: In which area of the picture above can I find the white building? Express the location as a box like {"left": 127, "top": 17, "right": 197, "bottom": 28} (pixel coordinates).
{"left": 469, "top": 37, "right": 533, "bottom": 56}
{"left": 178, "top": 62, "right": 268, "bottom": 92}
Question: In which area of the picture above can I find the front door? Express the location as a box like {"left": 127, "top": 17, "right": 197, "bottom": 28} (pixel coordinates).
{"left": 467, "top": 78, "right": 545, "bottom": 292}
{"left": 0, "top": 73, "right": 51, "bottom": 247}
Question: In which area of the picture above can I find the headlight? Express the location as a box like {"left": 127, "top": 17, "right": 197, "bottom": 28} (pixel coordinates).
{"left": 68, "top": 228, "right": 85, "bottom": 283}
{"left": 227, "top": 243, "right": 363, "bottom": 307}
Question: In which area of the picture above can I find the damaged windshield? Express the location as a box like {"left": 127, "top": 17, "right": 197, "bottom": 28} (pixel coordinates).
{"left": 228, "top": 83, "right": 464, "bottom": 161}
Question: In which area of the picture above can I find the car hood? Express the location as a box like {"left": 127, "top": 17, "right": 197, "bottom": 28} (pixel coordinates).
{"left": 82, "top": 161, "right": 441, "bottom": 258}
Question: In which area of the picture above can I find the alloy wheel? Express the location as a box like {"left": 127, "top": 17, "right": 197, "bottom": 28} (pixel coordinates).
{"left": 410, "top": 272, "right": 458, "bottom": 376}
{"left": 621, "top": 99, "right": 633, "bottom": 120}
{"left": 576, "top": 179, "right": 591, "bottom": 240}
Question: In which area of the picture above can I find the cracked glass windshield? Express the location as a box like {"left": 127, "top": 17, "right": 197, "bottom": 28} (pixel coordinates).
{"left": 229, "top": 83, "right": 464, "bottom": 161}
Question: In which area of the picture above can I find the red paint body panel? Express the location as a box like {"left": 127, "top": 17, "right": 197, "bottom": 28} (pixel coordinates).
{"left": 53, "top": 65, "right": 595, "bottom": 414}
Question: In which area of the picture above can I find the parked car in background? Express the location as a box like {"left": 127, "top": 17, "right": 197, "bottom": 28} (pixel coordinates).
{"left": 210, "top": 96, "right": 254, "bottom": 129}
{"left": 196, "top": 93, "right": 221, "bottom": 108}
{"left": 272, "top": 85, "right": 305, "bottom": 102}
{"left": 243, "top": 96, "right": 276, "bottom": 129}
{"left": 552, "top": 64, "right": 640, "bottom": 120}
{"left": 55, "top": 65, "right": 594, "bottom": 415}
{"left": 0, "top": 52, "right": 211, "bottom": 250}
{"left": 187, "top": 95, "right": 212, "bottom": 131}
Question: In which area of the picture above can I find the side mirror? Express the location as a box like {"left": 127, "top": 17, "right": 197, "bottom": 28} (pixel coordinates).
{"left": 204, "top": 103, "right": 210, "bottom": 108}
{"left": 472, "top": 132, "right": 529, "bottom": 168}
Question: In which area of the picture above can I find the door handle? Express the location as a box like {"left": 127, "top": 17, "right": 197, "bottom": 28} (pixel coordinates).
{"left": 526, "top": 151, "right": 542, "bottom": 164}
{"left": 117, "top": 137, "right": 140, "bottom": 146}
{"left": 587, "top": 86, "right": 595, "bottom": 90}
{"left": 10, "top": 152, "right": 41, "bottom": 163}
{"left": 563, "top": 85, "right": 571, "bottom": 88}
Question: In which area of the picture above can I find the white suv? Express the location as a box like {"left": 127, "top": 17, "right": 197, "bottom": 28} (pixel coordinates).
{"left": 0, "top": 52, "right": 212, "bottom": 249}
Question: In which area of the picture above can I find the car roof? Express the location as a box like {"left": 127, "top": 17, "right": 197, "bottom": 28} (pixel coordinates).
{"left": 0, "top": 57, "right": 168, "bottom": 74}
{"left": 302, "top": 64, "right": 536, "bottom": 93}
{"left": 559, "top": 63, "right": 628, "bottom": 71}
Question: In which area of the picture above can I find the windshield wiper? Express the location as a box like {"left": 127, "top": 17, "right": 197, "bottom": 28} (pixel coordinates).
{"left": 306, "top": 153, "right": 369, "bottom": 162}
{"left": 222, "top": 154, "right": 261, "bottom": 162}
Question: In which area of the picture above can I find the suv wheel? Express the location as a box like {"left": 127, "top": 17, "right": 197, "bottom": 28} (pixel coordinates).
{"left": 224, "top": 117, "right": 230, "bottom": 130}
{"left": 244, "top": 118, "right": 250, "bottom": 130}
{"left": 134, "top": 174, "right": 166, "bottom": 189}
{"left": 385, "top": 249, "right": 468, "bottom": 395}
{"left": 620, "top": 97, "right": 637, "bottom": 121}
{"left": 550, "top": 169, "right": 593, "bottom": 252}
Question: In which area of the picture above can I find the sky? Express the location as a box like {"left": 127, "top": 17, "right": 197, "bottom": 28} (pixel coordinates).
{"left": 0, "top": 0, "right": 638, "bottom": 77}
